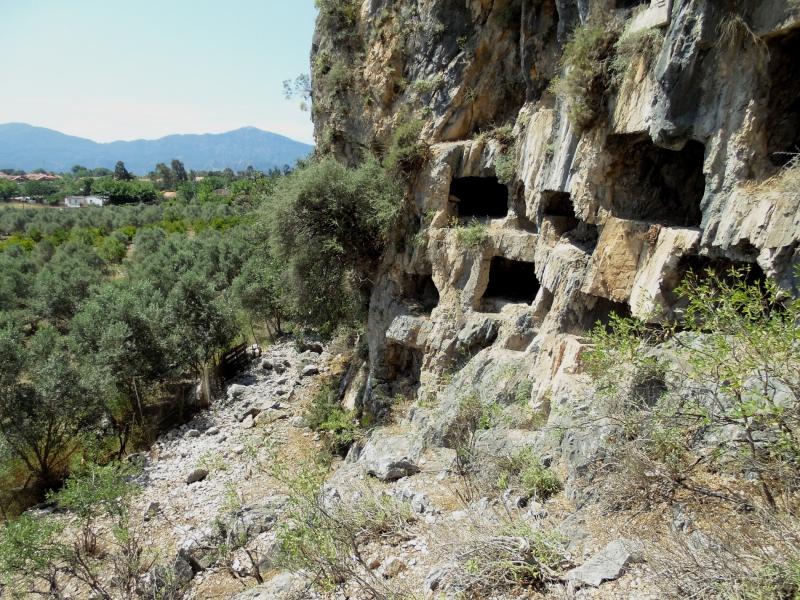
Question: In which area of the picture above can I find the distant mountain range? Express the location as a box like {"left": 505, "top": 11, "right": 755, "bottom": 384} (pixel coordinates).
{"left": 0, "top": 123, "right": 314, "bottom": 173}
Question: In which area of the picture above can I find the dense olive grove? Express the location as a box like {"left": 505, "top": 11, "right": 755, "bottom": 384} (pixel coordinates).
{"left": 0, "top": 156, "right": 403, "bottom": 513}
{"left": 0, "top": 176, "right": 283, "bottom": 512}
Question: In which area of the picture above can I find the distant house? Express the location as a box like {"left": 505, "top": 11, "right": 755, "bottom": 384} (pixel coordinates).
{"left": 64, "top": 195, "right": 106, "bottom": 208}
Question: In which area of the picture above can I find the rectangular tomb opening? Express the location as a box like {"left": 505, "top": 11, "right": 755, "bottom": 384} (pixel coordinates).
{"left": 766, "top": 28, "right": 800, "bottom": 167}
{"left": 605, "top": 134, "right": 705, "bottom": 227}
{"left": 450, "top": 176, "right": 509, "bottom": 219}
{"left": 480, "top": 256, "right": 540, "bottom": 311}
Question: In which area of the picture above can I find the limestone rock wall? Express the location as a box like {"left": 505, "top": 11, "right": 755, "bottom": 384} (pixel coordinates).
{"left": 312, "top": 0, "right": 800, "bottom": 454}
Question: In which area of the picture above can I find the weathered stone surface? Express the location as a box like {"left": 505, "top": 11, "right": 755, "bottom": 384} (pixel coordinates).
{"left": 582, "top": 218, "right": 654, "bottom": 303}
{"left": 185, "top": 469, "right": 208, "bottom": 485}
{"left": 358, "top": 432, "right": 421, "bottom": 481}
{"left": 301, "top": 364, "right": 319, "bottom": 377}
{"left": 231, "top": 571, "right": 305, "bottom": 599}
{"left": 143, "top": 501, "right": 160, "bottom": 522}
{"left": 227, "top": 496, "right": 288, "bottom": 545}
{"left": 383, "top": 556, "right": 407, "bottom": 577}
{"left": 565, "top": 539, "right": 643, "bottom": 587}
{"left": 227, "top": 384, "right": 248, "bottom": 400}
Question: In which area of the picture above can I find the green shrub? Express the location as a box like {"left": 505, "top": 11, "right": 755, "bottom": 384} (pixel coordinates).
{"left": 456, "top": 219, "right": 488, "bottom": 247}
{"left": 383, "top": 118, "right": 429, "bottom": 178}
{"left": 0, "top": 462, "right": 148, "bottom": 598}
{"left": 315, "top": 0, "right": 359, "bottom": 29}
{"left": 496, "top": 448, "right": 561, "bottom": 499}
{"left": 265, "top": 157, "right": 401, "bottom": 334}
{"left": 586, "top": 268, "right": 800, "bottom": 510}
{"left": 550, "top": 22, "right": 619, "bottom": 131}
{"left": 273, "top": 462, "right": 414, "bottom": 594}
{"left": 494, "top": 144, "right": 517, "bottom": 185}
{"left": 307, "top": 381, "right": 362, "bottom": 456}
{"left": 728, "top": 558, "right": 800, "bottom": 600}
{"left": 320, "top": 59, "right": 352, "bottom": 94}
{"left": 412, "top": 74, "right": 444, "bottom": 96}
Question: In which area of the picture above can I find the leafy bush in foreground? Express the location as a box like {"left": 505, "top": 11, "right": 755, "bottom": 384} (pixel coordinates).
{"left": 586, "top": 268, "right": 800, "bottom": 511}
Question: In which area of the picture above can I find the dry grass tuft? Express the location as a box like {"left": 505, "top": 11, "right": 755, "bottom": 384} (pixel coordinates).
{"left": 433, "top": 514, "right": 566, "bottom": 595}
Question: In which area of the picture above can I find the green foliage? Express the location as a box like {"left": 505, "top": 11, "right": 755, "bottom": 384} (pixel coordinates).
{"left": 0, "top": 193, "right": 276, "bottom": 509}
{"left": 495, "top": 448, "right": 562, "bottom": 500}
{"left": 411, "top": 74, "right": 444, "bottom": 96}
{"left": 22, "top": 180, "right": 59, "bottom": 202}
{"left": 0, "top": 461, "right": 145, "bottom": 599}
{"left": 307, "top": 381, "right": 361, "bottom": 456}
{"left": 0, "top": 326, "right": 100, "bottom": 485}
{"left": 113, "top": 160, "right": 133, "bottom": 181}
{"left": 274, "top": 460, "right": 414, "bottom": 594}
{"left": 455, "top": 219, "right": 488, "bottom": 248}
{"left": 92, "top": 177, "right": 158, "bottom": 204}
{"left": 586, "top": 268, "right": 800, "bottom": 510}
{"left": 495, "top": 144, "right": 517, "bottom": 185}
{"left": 265, "top": 157, "right": 401, "bottom": 335}
{"left": 52, "top": 461, "right": 139, "bottom": 522}
{"left": 550, "top": 21, "right": 619, "bottom": 131}
{"left": 231, "top": 253, "right": 290, "bottom": 337}
{"left": 383, "top": 118, "right": 429, "bottom": 178}
{"left": 0, "top": 513, "right": 67, "bottom": 593}
{"left": 315, "top": 0, "right": 359, "bottom": 28}
{"left": 0, "top": 179, "right": 17, "bottom": 200}
{"left": 166, "top": 273, "right": 238, "bottom": 373}
{"left": 727, "top": 558, "right": 800, "bottom": 600}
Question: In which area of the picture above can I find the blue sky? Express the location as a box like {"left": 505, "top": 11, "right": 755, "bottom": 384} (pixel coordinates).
{"left": 0, "top": 0, "right": 317, "bottom": 143}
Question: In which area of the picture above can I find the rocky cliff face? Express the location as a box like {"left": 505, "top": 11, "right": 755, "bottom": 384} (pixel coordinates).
{"left": 302, "top": 2, "right": 800, "bottom": 595}
{"left": 312, "top": 0, "right": 800, "bottom": 441}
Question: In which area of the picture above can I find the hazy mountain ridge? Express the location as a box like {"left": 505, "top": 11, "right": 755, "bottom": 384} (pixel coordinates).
{"left": 0, "top": 123, "right": 313, "bottom": 173}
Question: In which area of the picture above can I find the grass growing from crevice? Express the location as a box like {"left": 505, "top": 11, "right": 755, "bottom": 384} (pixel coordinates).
{"left": 455, "top": 219, "right": 489, "bottom": 248}
{"left": 494, "top": 448, "right": 562, "bottom": 500}
{"left": 611, "top": 26, "right": 664, "bottom": 85}
{"left": 383, "top": 118, "right": 430, "bottom": 179}
{"left": 549, "top": 21, "right": 620, "bottom": 131}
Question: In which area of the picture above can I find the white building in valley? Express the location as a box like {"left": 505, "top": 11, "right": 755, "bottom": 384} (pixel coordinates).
{"left": 64, "top": 195, "right": 107, "bottom": 208}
